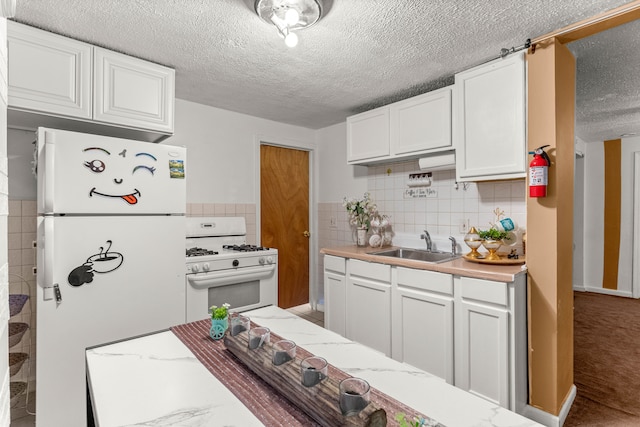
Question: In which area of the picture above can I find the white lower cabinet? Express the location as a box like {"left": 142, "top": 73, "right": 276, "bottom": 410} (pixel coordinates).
{"left": 345, "top": 259, "right": 392, "bottom": 356}
{"left": 324, "top": 255, "right": 346, "bottom": 336}
{"left": 454, "top": 275, "right": 528, "bottom": 412}
{"left": 458, "top": 299, "right": 509, "bottom": 406}
{"left": 323, "top": 255, "right": 527, "bottom": 412}
{"left": 392, "top": 267, "right": 454, "bottom": 383}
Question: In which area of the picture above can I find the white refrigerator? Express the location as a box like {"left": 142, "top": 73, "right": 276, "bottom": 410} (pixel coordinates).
{"left": 35, "top": 127, "right": 187, "bottom": 426}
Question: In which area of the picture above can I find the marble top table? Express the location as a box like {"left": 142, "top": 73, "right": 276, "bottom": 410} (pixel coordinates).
{"left": 86, "top": 305, "right": 541, "bottom": 427}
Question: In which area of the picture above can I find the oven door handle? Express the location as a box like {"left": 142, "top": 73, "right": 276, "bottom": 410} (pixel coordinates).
{"left": 187, "top": 264, "right": 276, "bottom": 288}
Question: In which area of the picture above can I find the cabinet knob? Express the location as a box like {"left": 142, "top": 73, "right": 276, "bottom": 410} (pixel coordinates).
{"left": 303, "top": 231, "right": 310, "bottom": 238}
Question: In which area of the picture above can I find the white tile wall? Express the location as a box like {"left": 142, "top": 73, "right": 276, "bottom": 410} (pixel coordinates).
{"left": 366, "top": 160, "right": 526, "bottom": 237}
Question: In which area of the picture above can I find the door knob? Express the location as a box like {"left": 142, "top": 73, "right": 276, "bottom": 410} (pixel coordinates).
{"left": 303, "top": 231, "right": 310, "bottom": 238}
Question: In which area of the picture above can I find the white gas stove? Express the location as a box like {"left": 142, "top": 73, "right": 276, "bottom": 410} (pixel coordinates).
{"left": 185, "top": 217, "right": 278, "bottom": 322}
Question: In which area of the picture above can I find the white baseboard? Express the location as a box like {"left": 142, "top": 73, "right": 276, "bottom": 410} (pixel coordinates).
{"left": 575, "top": 286, "right": 633, "bottom": 298}
{"left": 521, "top": 385, "right": 576, "bottom": 427}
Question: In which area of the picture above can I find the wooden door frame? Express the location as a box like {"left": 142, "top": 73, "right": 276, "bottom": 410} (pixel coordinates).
{"left": 634, "top": 152, "right": 640, "bottom": 298}
{"left": 254, "top": 134, "right": 318, "bottom": 309}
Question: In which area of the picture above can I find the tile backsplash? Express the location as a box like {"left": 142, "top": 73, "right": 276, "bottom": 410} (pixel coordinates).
{"left": 320, "top": 159, "right": 526, "bottom": 245}
{"left": 366, "top": 160, "right": 526, "bottom": 237}
{"left": 317, "top": 159, "right": 527, "bottom": 301}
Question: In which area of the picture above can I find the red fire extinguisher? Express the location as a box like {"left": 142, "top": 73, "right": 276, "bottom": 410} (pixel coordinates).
{"left": 529, "top": 145, "right": 551, "bottom": 198}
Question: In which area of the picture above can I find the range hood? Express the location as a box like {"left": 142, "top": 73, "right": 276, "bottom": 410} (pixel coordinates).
{"left": 418, "top": 150, "right": 456, "bottom": 171}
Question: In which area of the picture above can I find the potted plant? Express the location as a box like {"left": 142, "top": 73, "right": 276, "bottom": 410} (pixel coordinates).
{"left": 209, "top": 303, "right": 230, "bottom": 340}
{"left": 477, "top": 228, "right": 509, "bottom": 260}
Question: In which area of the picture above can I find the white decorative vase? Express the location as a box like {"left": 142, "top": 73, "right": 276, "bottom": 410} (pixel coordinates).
{"left": 356, "top": 227, "right": 367, "bottom": 247}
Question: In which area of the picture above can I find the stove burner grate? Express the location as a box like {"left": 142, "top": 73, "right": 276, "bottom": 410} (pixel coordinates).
{"left": 222, "top": 244, "right": 271, "bottom": 252}
{"left": 186, "top": 247, "right": 219, "bottom": 257}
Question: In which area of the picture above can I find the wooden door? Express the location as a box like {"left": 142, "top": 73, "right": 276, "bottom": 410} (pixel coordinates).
{"left": 260, "top": 144, "right": 309, "bottom": 309}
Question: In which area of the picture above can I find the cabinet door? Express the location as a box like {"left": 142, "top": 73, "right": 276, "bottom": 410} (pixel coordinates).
{"left": 346, "top": 275, "right": 391, "bottom": 356}
{"left": 8, "top": 21, "right": 92, "bottom": 119}
{"left": 390, "top": 87, "right": 451, "bottom": 156}
{"left": 457, "top": 300, "right": 509, "bottom": 408}
{"left": 324, "top": 256, "right": 346, "bottom": 335}
{"left": 395, "top": 287, "right": 454, "bottom": 383}
{"left": 347, "top": 107, "right": 390, "bottom": 163}
{"left": 93, "top": 47, "right": 174, "bottom": 133}
{"left": 454, "top": 51, "right": 526, "bottom": 181}
{"left": 324, "top": 269, "right": 346, "bottom": 336}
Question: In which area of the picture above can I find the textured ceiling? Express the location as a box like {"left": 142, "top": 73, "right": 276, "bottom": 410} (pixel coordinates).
{"left": 10, "top": 0, "right": 638, "bottom": 142}
{"left": 568, "top": 18, "right": 640, "bottom": 142}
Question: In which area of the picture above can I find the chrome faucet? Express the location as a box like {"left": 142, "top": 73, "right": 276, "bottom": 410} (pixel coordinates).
{"left": 421, "top": 230, "right": 433, "bottom": 252}
{"left": 449, "top": 236, "right": 457, "bottom": 255}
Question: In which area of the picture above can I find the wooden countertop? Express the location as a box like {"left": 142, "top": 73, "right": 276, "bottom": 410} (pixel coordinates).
{"left": 320, "top": 245, "right": 527, "bottom": 283}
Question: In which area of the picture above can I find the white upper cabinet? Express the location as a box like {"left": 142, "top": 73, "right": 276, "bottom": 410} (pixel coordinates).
{"left": 390, "top": 87, "right": 451, "bottom": 156}
{"left": 94, "top": 47, "right": 174, "bottom": 133}
{"left": 8, "top": 21, "right": 92, "bottom": 119}
{"left": 454, "top": 51, "right": 526, "bottom": 181}
{"left": 347, "top": 86, "right": 452, "bottom": 165}
{"left": 7, "top": 21, "right": 174, "bottom": 139}
{"left": 347, "top": 107, "right": 390, "bottom": 163}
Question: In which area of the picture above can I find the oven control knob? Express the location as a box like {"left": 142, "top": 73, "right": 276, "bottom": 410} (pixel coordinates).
{"left": 202, "top": 263, "right": 210, "bottom": 272}
{"left": 259, "top": 257, "right": 265, "bottom": 265}
{"left": 266, "top": 256, "right": 274, "bottom": 264}
{"left": 233, "top": 259, "right": 239, "bottom": 267}
{"left": 192, "top": 264, "right": 200, "bottom": 272}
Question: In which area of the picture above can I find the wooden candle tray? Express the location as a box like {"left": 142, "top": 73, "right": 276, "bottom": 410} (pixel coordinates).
{"left": 224, "top": 331, "right": 387, "bottom": 426}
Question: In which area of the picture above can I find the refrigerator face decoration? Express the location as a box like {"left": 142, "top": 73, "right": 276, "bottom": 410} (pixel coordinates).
{"left": 35, "top": 128, "right": 187, "bottom": 426}
{"left": 81, "top": 146, "right": 185, "bottom": 205}
{"left": 38, "top": 128, "right": 186, "bottom": 215}
{"left": 67, "top": 239, "right": 124, "bottom": 287}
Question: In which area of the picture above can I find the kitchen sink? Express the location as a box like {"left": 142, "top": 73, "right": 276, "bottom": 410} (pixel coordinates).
{"left": 371, "top": 248, "right": 460, "bottom": 263}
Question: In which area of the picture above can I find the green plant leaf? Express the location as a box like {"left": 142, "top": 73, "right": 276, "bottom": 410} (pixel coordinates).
{"left": 478, "top": 228, "right": 508, "bottom": 240}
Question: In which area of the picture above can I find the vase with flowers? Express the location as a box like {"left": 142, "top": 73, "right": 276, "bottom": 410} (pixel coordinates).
{"left": 209, "top": 303, "right": 230, "bottom": 340}
{"left": 343, "top": 192, "right": 378, "bottom": 247}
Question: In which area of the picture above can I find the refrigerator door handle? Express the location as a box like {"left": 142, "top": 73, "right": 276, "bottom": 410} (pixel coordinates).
{"left": 42, "top": 216, "right": 56, "bottom": 302}
{"left": 43, "top": 129, "right": 56, "bottom": 212}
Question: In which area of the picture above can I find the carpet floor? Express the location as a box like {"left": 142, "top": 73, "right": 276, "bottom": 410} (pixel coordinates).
{"left": 564, "top": 291, "right": 640, "bottom": 426}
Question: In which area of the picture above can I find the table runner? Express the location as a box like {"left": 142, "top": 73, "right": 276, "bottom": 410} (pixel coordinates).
{"left": 171, "top": 318, "right": 442, "bottom": 426}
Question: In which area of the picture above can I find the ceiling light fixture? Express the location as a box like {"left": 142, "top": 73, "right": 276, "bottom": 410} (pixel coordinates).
{"left": 255, "top": 0, "right": 324, "bottom": 48}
